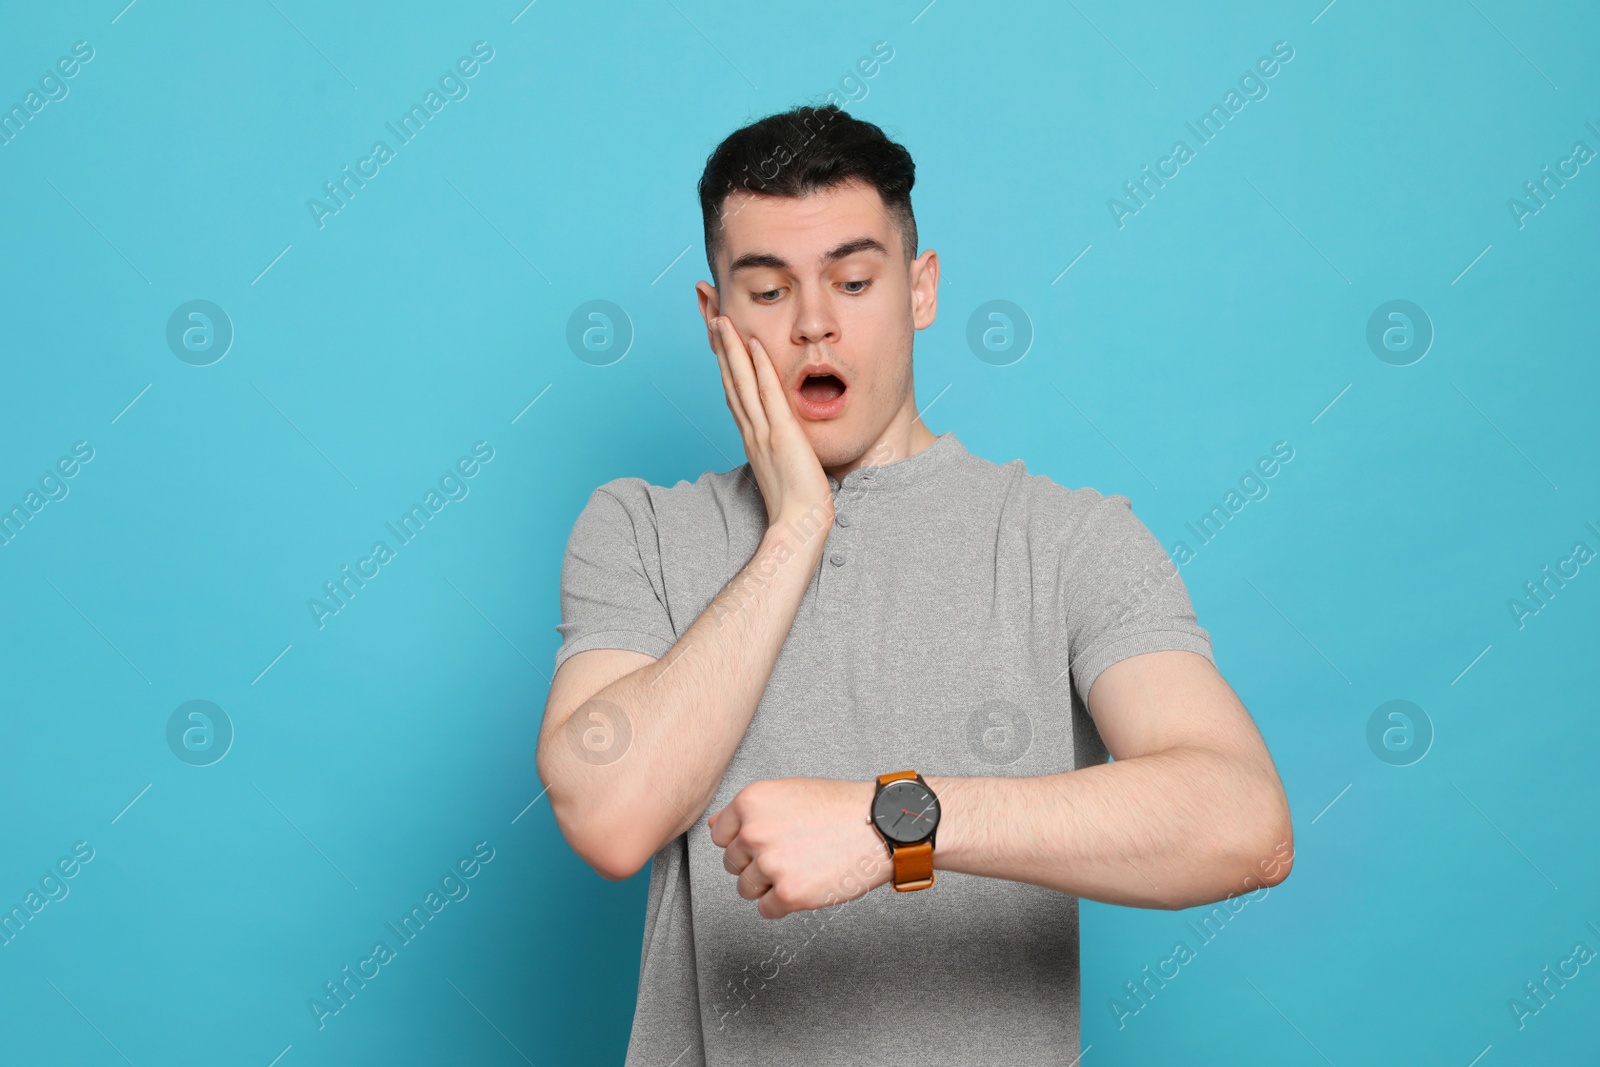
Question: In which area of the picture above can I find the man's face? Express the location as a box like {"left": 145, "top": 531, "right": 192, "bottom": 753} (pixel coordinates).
{"left": 696, "top": 179, "right": 938, "bottom": 470}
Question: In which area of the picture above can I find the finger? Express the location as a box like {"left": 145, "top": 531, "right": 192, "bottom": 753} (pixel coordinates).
{"left": 756, "top": 885, "right": 787, "bottom": 919}
{"left": 709, "top": 804, "right": 739, "bottom": 847}
{"left": 736, "top": 856, "right": 773, "bottom": 902}
{"left": 747, "top": 335, "right": 792, "bottom": 429}
{"left": 717, "top": 317, "right": 765, "bottom": 440}
{"left": 708, "top": 319, "right": 750, "bottom": 439}
{"left": 721, "top": 839, "right": 752, "bottom": 876}
{"left": 717, "top": 318, "right": 769, "bottom": 442}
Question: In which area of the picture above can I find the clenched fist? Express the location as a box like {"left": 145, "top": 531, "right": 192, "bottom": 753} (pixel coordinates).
{"left": 708, "top": 778, "right": 892, "bottom": 919}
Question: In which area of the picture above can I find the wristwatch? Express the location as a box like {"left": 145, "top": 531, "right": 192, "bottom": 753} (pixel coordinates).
{"left": 869, "top": 770, "right": 941, "bottom": 891}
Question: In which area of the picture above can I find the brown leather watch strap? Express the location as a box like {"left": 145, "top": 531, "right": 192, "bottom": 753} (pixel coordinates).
{"left": 876, "top": 770, "right": 936, "bottom": 892}
{"left": 890, "top": 839, "right": 935, "bottom": 891}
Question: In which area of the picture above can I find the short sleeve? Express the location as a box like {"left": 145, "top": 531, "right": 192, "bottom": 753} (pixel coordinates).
{"left": 552, "top": 480, "right": 679, "bottom": 675}
{"left": 1063, "top": 493, "right": 1214, "bottom": 705}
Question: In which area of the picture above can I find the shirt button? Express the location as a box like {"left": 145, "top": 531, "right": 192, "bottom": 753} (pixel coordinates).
{"left": 830, "top": 552, "right": 846, "bottom": 566}
{"left": 836, "top": 514, "right": 851, "bottom": 527}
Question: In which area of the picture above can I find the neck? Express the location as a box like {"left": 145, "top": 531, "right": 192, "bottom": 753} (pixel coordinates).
{"left": 823, "top": 408, "right": 938, "bottom": 482}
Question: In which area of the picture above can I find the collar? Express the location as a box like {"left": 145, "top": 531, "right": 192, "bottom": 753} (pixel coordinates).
{"left": 825, "top": 431, "right": 966, "bottom": 494}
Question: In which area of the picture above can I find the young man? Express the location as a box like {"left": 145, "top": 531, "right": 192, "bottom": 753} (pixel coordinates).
{"left": 537, "top": 104, "right": 1292, "bottom": 1066}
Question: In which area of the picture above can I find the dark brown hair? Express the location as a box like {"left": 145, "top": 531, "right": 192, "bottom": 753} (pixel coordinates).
{"left": 697, "top": 104, "right": 917, "bottom": 285}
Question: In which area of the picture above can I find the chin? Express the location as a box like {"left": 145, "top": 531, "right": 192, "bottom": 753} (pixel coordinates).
{"left": 805, "top": 426, "right": 857, "bottom": 468}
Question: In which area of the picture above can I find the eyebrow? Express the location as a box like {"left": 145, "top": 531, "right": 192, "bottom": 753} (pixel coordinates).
{"left": 727, "top": 236, "right": 889, "bottom": 276}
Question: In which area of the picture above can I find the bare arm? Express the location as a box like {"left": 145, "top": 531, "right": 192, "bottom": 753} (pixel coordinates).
{"left": 537, "top": 516, "right": 828, "bottom": 880}
{"left": 930, "top": 650, "right": 1293, "bottom": 909}
{"left": 537, "top": 315, "right": 833, "bottom": 881}
{"left": 708, "top": 650, "right": 1292, "bottom": 919}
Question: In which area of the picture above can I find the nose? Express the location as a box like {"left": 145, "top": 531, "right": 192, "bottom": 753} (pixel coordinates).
{"left": 791, "top": 286, "right": 840, "bottom": 349}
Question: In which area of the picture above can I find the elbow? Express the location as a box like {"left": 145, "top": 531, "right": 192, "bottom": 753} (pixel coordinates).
{"left": 1263, "top": 837, "right": 1293, "bottom": 888}
{"left": 1265, "top": 824, "right": 1294, "bottom": 886}
{"left": 550, "top": 799, "right": 649, "bottom": 883}
{"left": 1177, "top": 814, "right": 1293, "bottom": 911}
{"left": 535, "top": 739, "right": 662, "bottom": 881}
{"left": 542, "top": 787, "right": 656, "bottom": 882}
{"left": 1236, "top": 768, "right": 1294, "bottom": 892}
{"left": 1162, "top": 828, "right": 1293, "bottom": 912}
{"left": 1145, "top": 774, "right": 1293, "bottom": 910}
{"left": 547, "top": 791, "right": 653, "bottom": 881}
{"left": 581, "top": 837, "right": 649, "bottom": 882}
{"left": 1243, "top": 812, "right": 1295, "bottom": 892}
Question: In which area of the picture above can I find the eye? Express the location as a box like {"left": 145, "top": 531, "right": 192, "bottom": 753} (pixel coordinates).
{"left": 753, "top": 288, "right": 785, "bottom": 303}
{"left": 841, "top": 279, "right": 871, "bottom": 294}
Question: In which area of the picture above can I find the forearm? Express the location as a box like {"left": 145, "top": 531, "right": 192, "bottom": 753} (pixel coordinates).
{"left": 925, "top": 747, "right": 1292, "bottom": 909}
{"left": 549, "top": 512, "right": 830, "bottom": 874}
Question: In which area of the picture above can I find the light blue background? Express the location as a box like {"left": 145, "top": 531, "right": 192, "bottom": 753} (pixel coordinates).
{"left": 2, "top": 1, "right": 1596, "bottom": 1064}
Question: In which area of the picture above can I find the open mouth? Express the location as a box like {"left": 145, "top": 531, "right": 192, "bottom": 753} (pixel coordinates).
{"left": 799, "top": 373, "right": 846, "bottom": 404}
{"left": 794, "top": 362, "right": 849, "bottom": 419}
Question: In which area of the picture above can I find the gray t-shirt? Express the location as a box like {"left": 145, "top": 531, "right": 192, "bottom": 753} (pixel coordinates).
{"left": 553, "top": 430, "right": 1214, "bottom": 1066}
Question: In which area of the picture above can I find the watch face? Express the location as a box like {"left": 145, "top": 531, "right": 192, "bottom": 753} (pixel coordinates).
{"left": 872, "top": 778, "right": 940, "bottom": 844}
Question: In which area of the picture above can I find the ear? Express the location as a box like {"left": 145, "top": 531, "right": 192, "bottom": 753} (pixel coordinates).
{"left": 696, "top": 279, "right": 722, "bottom": 331}
{"left": 909, "top": 249, "right": 939, "bottom": 331}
